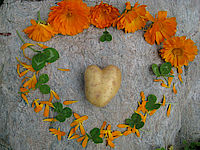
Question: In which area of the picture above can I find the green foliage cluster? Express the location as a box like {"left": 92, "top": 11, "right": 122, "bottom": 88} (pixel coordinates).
{"left": 125, "top": 113, "right": 144, "bottom": 129}
{"left": 145, "top": 94, "right": 161, "bottom": 111}
{"left": 152, "top": 62, "right": 173, "bottom": 78}
{"left": 100, "top": 31, "right": 112, "bottom": 42}
{"left": 32, "top": 48, "right": 59, "bottom": 71}
{"left": 87, "top": 128, "right": 103, "bottom": 144}
{"left": 53, "top": 102, "right": 72, "bottom": 122}
{"left": 35, "top": 74, "right": 51, "bottom": 94}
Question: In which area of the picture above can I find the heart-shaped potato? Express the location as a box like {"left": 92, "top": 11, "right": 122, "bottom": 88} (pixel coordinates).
{"left": 84, "top": 65, "right": 121, "bottom": 107}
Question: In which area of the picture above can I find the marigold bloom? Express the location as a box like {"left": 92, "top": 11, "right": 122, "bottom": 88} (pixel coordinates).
{"left": 23, "top": 19, "right": 56, "bottom": 42}
{"left": 160, "top": 36, "right": 198, "bottom": 68}
{"left": 144, "top": 11, "right": 177, "bottom": 45}
{"left": 90, "top": 1, "right": 120, "bottom": 29}
{"left": 113, "top": 2, "right": 148, "bottom": 33}
{"left": 100, "top": 121, "right": 122, "bottom": 148}
{"left": 48, "top": 0, "right": 90, "bottom": 36}
{"left": 49, "top": 128, "right": 66, "bottom": 141}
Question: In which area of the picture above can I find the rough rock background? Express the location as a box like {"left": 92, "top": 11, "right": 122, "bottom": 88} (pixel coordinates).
{"left": 0, "top": 0, "right": 199, "bottom": 150}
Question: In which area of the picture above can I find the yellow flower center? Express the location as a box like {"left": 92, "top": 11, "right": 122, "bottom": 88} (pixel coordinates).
{"left": 172, "top": 48, "right": 183, "bottom": 56}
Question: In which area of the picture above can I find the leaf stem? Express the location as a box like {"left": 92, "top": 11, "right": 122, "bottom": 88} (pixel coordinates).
{"left": 37, "top": 11, "right": 46, "bottom": 24}
{"left": 16, "top": 30, "right": 41, "bottom": 53}
{"left": 163, "top": 76, "right": 168, "bottom": 84}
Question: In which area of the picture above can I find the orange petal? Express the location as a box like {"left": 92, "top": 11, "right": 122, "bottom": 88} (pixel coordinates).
{"left": 21, "top": 43, "right": 34, "bottom": 60}
{"left": 80, "top": 124, "right": 86, "bottom": 135}
{"left": 100, "top": 121, "right": 107, "bottom": 130}
{"left": 135, "top": 129, "right": 140, "bottom": 137}
{"left": 57, "top": 135, "right": 61, "bottom": 141}
{"left": 112, "top": 131, "right": 122, "bottom": 136}
{"left": 43, "top": 118, "right": 57, "bottom": 122}
{"left": 173, "top": 83, "right": 177, "bottom": 94}
{"left": 34, "top": 104, "right": 43, "bottom": 113}
{"left": 161, "top": 82, "right": 169, "bottom": 88}
{"left": 37, "top": 43, "right": 48, "bottom": 49}
{"left": 73, "top": 113, "right": 80, "bottom": 119}
{"left": 149, "top": 109, "right": 157, "bottom": 116}
{"left": 49, "top": 91, "right": 53, "bottom": 102}
{"left": 154, "top": 79, "right": 164, "bottom": 82}
{"left": 68, "top": 128, "right": 75, "bottom": 139}
{"left": 21, "top": 94, "right": 29, "bottom": 105}
{"left": 162, "top": 95, "right": 166, "bottom": 106}
{"left": 107, "top": 139, "right": 115, "bottom": 148}
{"left": 178, "top": 66, "right": 183, "bottom": 74}
{"left": 63, "top": 101, "right": 78, "bottom": 105}
{"left": 107, "top": 124, "right": 111, "bottom": 130}
{"left": 140, "top": 91, "right": 145, "bottom": 101}
{"left": 123, "top": 130, "right": 132, "bottom": 136}
{"left": 69, "top": 134, "right": 80, "bottom": 140}
{"left": 82, "top": 136, "right": 88, "bottom": 148}
{"left": 178, "top": 74, "right": 183, "bottom": 83}
{"left": 43, "top": 105, "right": 49, "bottom": 117}
{"left": 57, "top": 68, "right": 70, "bottom": 71}
{"left": 51, "top": 90, "right": 60, "bottom": 100}
{"left": 70, "top": 121, "right": 79, "bottom": 127}
{"left": 117, "top": 124, "right": 129, "bottom": 128}
{"left": 77, "top": 136, "right": 85, "bottom": 142}
{"left": 167, "top": 104, "right": 171, "bottom": 117}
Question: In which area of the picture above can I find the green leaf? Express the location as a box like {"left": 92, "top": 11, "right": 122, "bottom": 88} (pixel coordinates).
{"left": 105, "top": 34, "right": 112, "bottom": 41}
{"left": 103, "top": 31, "right": 109, "bottom": 34}
{"left": 145, "top": 102, "right": 155, "bottom": 111}
{"left": 135, "top": 121, "right": 144, "bottom": 129}
{"left": 55, "top": 113, "right": 66, "bottom": 122}
{"left": 152, "top": 64, "right": 160, "bottom": 77}
{"left": 92, "top": 136, "right": 103, "bottom": 144}
{"left": 131, "top": 113, "right": 142, "bottom": 123}
{"left": 39, "top": 84, "right": 50, "bottom": 94}
{"left": 152, "top": 104, "right": 161, "bottom": 110}
{"left": 148, "top": 94, "right": 157, "bottom": 103}
{"left": 100, "top": 34, "right": 106, "bottom": 42}
{"left": 43, "top": 48, "right": 59, "bottom": 63}
{"left": 160, "top": 62, "right": 172, "bottom": 75}
{"left": 90, "top": 128, "right": 100, "bottom": 137}
{"left": 125, "top": 119, "right": 134, "bottom": 127}
{"left": 38, "top": 74, "right": 49, "bottom": 84}
{"left": 32, "top": 53, "right": 47, "bottom": 71}
{"left": 62, "top": 107, "right": 72, "bottom": 118}
{"left": 53, "top": 102, "right": 63, "bottom": 113}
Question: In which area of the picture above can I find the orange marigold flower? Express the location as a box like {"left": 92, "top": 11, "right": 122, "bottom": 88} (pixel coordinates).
{"left": 144, "top": 11, "right": 177, "bottom": 45}
{"left": 23, "top": 19, "right": 56, "bottom": 42}
{"left": 90, "top": 1, "right": 120, "bottom": 29}
{"left": 113, "top": 2, "right": 148, "bottom": 33}
{"left": 48, "top": 0, "right": 90, "bottom": 36}
{"left": 160, "top": 36, "right": 198, "bottom": 68}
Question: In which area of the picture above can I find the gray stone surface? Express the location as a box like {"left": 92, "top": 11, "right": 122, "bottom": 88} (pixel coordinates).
{"left": 0, "top": 0, "right": 199, "bottom": 150}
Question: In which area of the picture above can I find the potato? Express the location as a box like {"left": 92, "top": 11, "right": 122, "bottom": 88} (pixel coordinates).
{"left": 84, "top": 65, "right": 121, "bottom": 107}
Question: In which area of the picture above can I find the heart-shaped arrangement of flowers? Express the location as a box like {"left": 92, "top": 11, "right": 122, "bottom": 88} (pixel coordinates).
{"left": 16, "top": 0, "right": 198, "bottom": 148}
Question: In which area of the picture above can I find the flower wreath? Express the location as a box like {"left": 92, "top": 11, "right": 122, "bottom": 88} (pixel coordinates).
{"left": 16, "top": 0, "right": 198, "bottom": 148}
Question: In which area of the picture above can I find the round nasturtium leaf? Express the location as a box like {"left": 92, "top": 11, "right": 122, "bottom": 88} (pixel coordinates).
{"left": 100, "top": 34, "right": 106, "bottom": 42}
{"left": 92, "top": 136, "right": 103, "bottom": 144}
{"left": 43, "top": 48, "right": 59, "bottom": 63}
{"left": 90, "top": 128, "right": 100, "bottom": 137}
{"left": 55, "top": 113, "right": 66, "bottom": 122}
{"left": 147, "top": 94, "right": 157, "bottom": 103}
{"left": 153, "top": 103, "right": 161, "bottom": 110}
{"left": 62, "top": 107, "right": 72, "bottom": 118}
{"left": 160, "top": 62, "right": 172, "bottom": 75}
{"left": 152, "top": 64, "right": 160, "bottom": 77}
{"left": 131, "top": 113, "right": 142, "bottom": 122}
{"left": 38, "top": 74, "right": 49, "bottom": 84}
{"left": 39, "top": 84, "right": 50, "bottom": 94}
{"left": 105, "top": 34, "right": 112, "bottom": 41}
{"left": 135, "top": 121, "right": 144, "bottom": 129}
{"left": 32, "top": 53, "right": 47, "bottom": 71}
{"left": 53, "top": 102, "right": 63, "bottom": 113}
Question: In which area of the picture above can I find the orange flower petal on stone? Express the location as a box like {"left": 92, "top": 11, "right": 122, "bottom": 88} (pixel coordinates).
{"left": 77, "top": 136, "right": 85, "bottom": 142}
{"left": 51, "top": 90, "right": 59, "bottom": 100}
{"left": 162, "top": 95, "right": 166, "bottom": 106}
{"left": 23, "top": 73, "right": 37, "bottom": 89}
{"left": 57, "top": 68, "right": 70, "bottom": 71}
{"left": 167, "top": 104, "right": 171, "bottom": 117}
{"left": 43, "top": 118, "right": 57, "bottom": 122}
{"left": 82, "top": 135, "right": 88, "bottom": 148}
{"left": 48, "top": 0, "right": 90, "bottom": 36}
{"left": 21, "top": 93, "right": 29, "bottom": 105}
{"left": 23, "top": 19, "right": 56, "bottom": 42}
{"left": 63, "top": 100, "right": 78, "bottom": 105}
{"left": 135, "top": 129, "right": 140, "bottom": 137}
{"left": 90, "top": 1, "right": 120, "bottom": 29}
{"left": 43, "top": 105, "right": 49, "bottom": 117}
{"left": 80, "top": 124, "right": 86, "bottom": 135}
{"left": 37, "top": 43, "right": 48, "bottom": 49}
{"left": 73, "top": 112, "right": 81, "bottom": 119}
{"left": 144, "top": 11, "right": 177, "bottom": 45}
{"left": 117, "top": 124, "right": 129, "bottom": 128}
{"left": 173, "top": 83, "right": 177, "bottom": 94}
{"left": 21, "top": 43, "right": 35, "bottom": 60}
{"left": 101, "top": 121, "right": 107, "bottom": 130}
{"left": 69, "top": 134, "right": 80, "bottom": 140}
{"left": 161, "top": 82, "right": 169, "bottom": 88}
{"left": 140, "top": 91, "right": 145, "bottom": 101}
{"left": 123, "top": 130, "right": 132, "bottom": 136}
{"left": 178, "top": 74, "right": 183, "bottom": 83}
{"left": 107, "top": 139, "right": 115, "bottom": 148}
{"left": 68, "top": 128, "right": 76, "bottom": 139}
